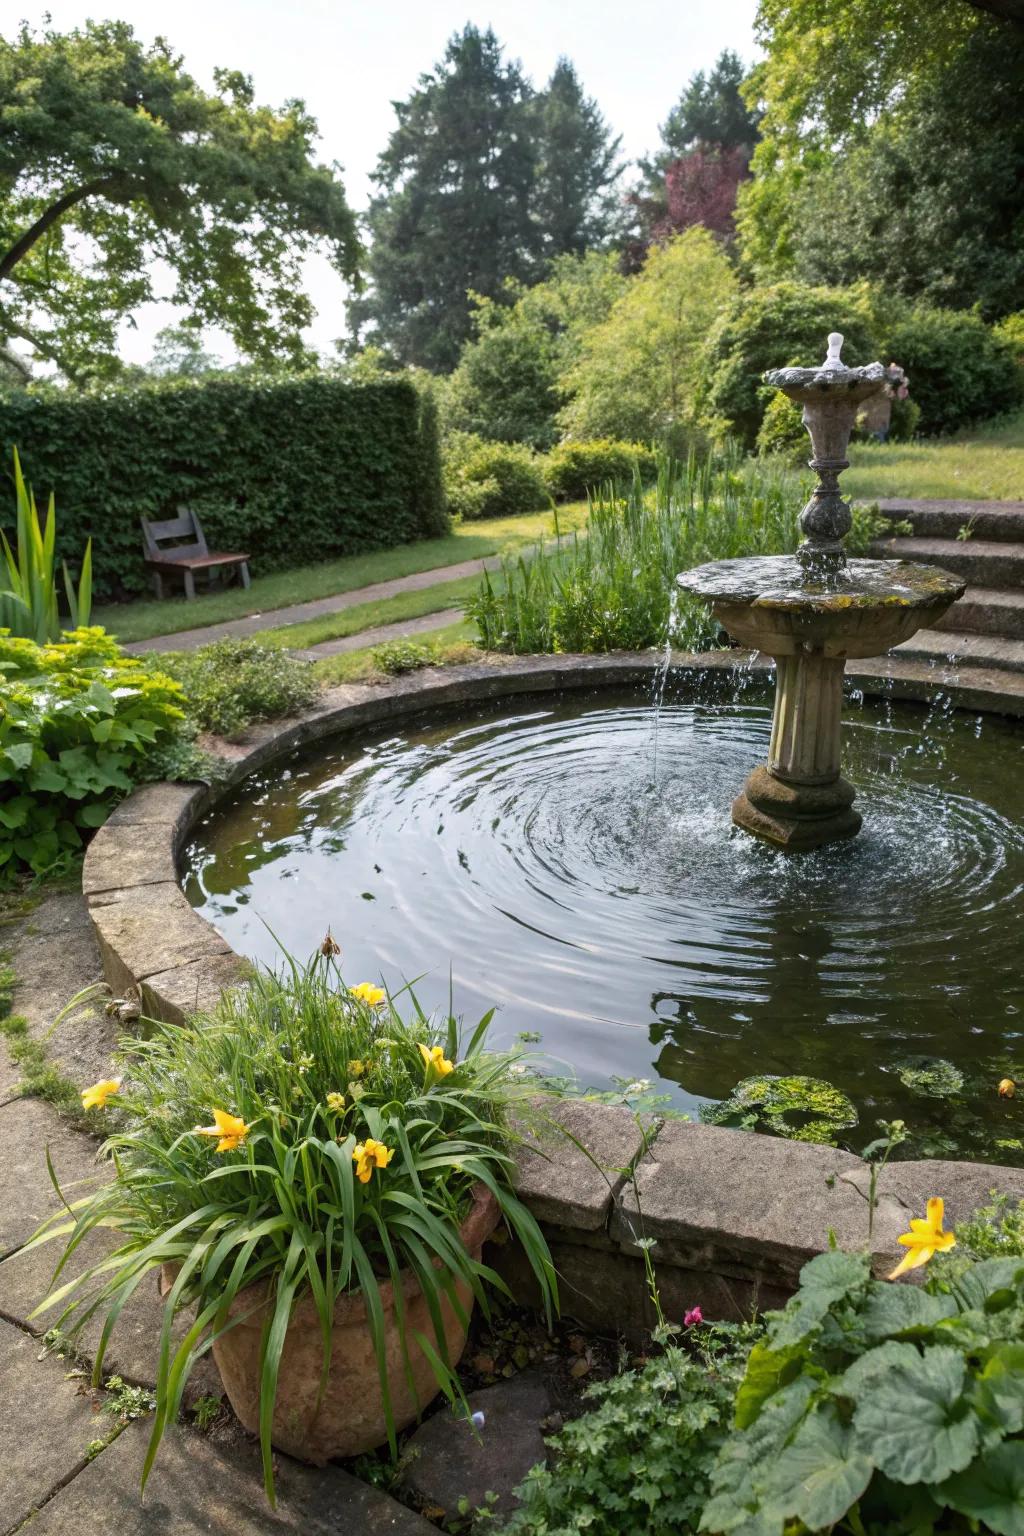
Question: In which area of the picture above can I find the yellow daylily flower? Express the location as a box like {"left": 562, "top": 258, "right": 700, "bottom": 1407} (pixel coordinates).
{"left": 998, "top": 1078, "right": 1016, "bottom": 1099}
{"left": 81, "top": 1078, "right": 121, "bottom": 1111}
{"left": 418, "top": 1042, "right": 455, "bottom": 1078}
{"left": 350, "top": 983, "right": 386, "bottom": 1007}
{"left": 888, "top": 1197, "right": 956, "bottom": 1279}
{"left": 194, "top": 1108, "right": 253, "bottom": 1154}
{"left": 348, "top": 1058, "right": 366, "bottom": 1078}
{"left": 352, "top": 1137, "right": 395, "bottom": 1184}
{"left": 326, "top": 1091, "right": 346, "bottom": 1113}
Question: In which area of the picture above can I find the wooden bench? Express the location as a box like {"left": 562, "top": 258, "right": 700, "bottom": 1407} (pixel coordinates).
{"left": 141, "top": 508, "right": 250, "bottom": 600}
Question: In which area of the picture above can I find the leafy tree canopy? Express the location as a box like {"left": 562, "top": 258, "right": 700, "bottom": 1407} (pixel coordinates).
{"left": 350, "top": 27, "right": 623, "bottom": 372}
{"left": 559, "top": 228, "right": 737, "bottom": 452}
{"left": 642, "top": 49, "right": 760, "bottom": 184}
{"left": 0, "top": 19, "right": 361, "bottom": 381}
{"left": 739, "top": 0, "right": 1024, "bottom": 314}
{"left": 442, "top": 252, "right": 626, "bottom": 449}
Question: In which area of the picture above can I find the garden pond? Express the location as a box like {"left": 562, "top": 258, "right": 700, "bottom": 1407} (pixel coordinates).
{"left": 183, "top": 675, "right": 1024, "bottom": 1162}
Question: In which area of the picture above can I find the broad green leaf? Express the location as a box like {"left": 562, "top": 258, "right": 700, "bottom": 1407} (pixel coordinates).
{"left": 3, "top": 742, "right": 33, "bottom": 771}
{"left": 734, "top": 1340, "right": 805, "bottom": 1428}
{"left": 857, "top": 1282, "right": 957, "bottom": 1343}
{"left": 939, "top": 1441, "right": 1024, "bottom": 1536}
{"left": 763, "top": 1406, "right": 873, "bottom": 1531}
{"left": 972, "top": 1343, "right": 1024, "bottom": 1435}
{"left": 852, "top": 1343, "right": 981, "bottom": 1484}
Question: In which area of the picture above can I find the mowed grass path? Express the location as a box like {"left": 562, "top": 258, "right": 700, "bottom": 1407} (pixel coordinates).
{"left": 96, "top": 502, "right": 589, "bottom": 645}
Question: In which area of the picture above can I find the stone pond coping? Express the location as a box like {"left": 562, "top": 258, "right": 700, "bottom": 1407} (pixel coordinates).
{"left": 81, "top": 650, "right": 1024, "bottom": 1332}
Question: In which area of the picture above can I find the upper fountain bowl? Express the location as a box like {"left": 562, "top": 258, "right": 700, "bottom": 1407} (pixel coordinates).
{"left": 766, "top": 332, "right": 887, "bottom": 468}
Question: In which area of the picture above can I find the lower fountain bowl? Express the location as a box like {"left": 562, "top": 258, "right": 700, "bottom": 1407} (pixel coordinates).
{"left": 675, "top": 554, "right": 966, "bottom": 659}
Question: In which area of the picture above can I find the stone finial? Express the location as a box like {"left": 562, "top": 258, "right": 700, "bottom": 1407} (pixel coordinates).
{"left": 823, "top": 333, "right": 844, "bottom": 370}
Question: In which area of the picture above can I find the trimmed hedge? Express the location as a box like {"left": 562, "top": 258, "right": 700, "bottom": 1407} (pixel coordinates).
{"left": 0, "top": 374, "right": 447, "bottom": 601}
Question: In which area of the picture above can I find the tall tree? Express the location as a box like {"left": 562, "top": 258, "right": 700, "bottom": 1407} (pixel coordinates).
{"left": 531, "top": 59, "right": 624, "bottom": 260}
{"left": 350, "top": 27, "right": 540, "bottom": 373}
{"left": 631, "top": 50, "right": 760, "bottom": 255}
{"left": 0, "top": 20, "right": 361, "bottom": 381}
{"left": 638, "top": 51, "right": 760, "bottom": 193}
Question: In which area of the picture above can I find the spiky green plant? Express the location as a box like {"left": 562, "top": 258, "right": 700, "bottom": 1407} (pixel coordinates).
{"left": 466, "top": 449, "right": 802, "bottom": 655}
{"left": 0, "top": 447, "right": 91, "bottom": 641}
{"left": 19, "top": 953, "right": 557, "bottom": 1502}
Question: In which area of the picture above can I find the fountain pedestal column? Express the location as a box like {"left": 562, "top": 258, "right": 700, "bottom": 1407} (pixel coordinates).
{"left": 732, "top": 649, "right": 860, "bottom": 849}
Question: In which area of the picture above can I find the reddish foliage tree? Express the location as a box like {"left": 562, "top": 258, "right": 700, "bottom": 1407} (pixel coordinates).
{"left": 656, "top": 145, "right": 750, "bottom": 239}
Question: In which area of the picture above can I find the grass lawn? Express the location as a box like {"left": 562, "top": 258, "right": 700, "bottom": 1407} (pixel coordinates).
{"left": 845, "top": 410, "right": 1024, "bottom": 502}
{"left": 95, "top": 501, "right": 589, "bottom": 645}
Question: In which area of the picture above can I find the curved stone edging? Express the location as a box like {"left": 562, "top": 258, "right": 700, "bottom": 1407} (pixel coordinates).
{"left": 82, "top": 649, "right": 1024, "bottom": 1326}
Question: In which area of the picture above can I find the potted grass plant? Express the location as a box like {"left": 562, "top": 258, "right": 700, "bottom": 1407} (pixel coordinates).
{"left": 24, "top": 947, "right": 557, "bottom": 1500}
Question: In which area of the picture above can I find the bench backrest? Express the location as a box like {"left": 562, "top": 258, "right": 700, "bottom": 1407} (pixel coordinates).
{"left": 141, "top": 506, "right": 209, "bottom": 560}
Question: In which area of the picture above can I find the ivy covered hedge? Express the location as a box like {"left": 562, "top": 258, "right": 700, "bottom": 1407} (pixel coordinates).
{"left": 0, "top": 374, "right": 447, "bottom": 601}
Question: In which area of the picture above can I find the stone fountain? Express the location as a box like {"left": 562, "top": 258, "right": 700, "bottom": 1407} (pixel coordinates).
{"left": 677, "top": 333, "right": 966, "bottom": 850}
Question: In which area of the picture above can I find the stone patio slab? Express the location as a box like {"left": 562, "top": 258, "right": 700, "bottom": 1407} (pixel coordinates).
{"left": 0, "top": 1317, "right": 104, "bottom": 1533}
{"left": 23, "top": 1418, "right": 436, "bottom": 1535}
{"left": 0, "top": 1098, "right": 103, "bottom": 1259}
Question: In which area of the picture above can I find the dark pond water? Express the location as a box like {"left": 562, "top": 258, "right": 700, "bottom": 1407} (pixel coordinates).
{"left": 183, "top": 676, "right": 1024, "bottom": 1162}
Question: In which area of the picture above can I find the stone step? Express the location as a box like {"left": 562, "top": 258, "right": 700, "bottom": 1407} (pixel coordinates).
{"left": 848, "top": 652, "right": 1024, "bottom": 717}
{"left": 867, "top": 535, "right": 1024, "bottom": 588}
{"left": 868, "top": 498, "right": 1024, "bottom": 543}
{"left": 933, "top": 586, "right": 1024, "bottom": 641}
{"left": 891, "top": 627, "right": 1024, "bottom": 674}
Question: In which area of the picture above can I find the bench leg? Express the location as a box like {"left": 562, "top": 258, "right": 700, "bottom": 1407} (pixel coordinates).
{"left": 152, "top": 571, "right": 164, "bottom": 600}
{"left": 183, "top": 569, "right": 196, "bottom": 601}
{"left": 239, "top": 561, "right": 251, "bottom": 591}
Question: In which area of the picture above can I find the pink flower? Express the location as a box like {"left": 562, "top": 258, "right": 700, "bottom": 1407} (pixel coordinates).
{"left": 684, "top": 1306, "right": 704, "bottom": 1328}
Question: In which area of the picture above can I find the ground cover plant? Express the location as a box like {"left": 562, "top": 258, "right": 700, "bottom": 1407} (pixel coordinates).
{"left": 156, "top": 638, "right": 319, "bottom": 740}
{"left": 0, "top": 628, "right": 184, "bottom": 880}
{"left": 468, "top": 452, "right": 799, "bottom": 655}
{"left": 23, "top": 952, "right": 557, "bottom": 1501}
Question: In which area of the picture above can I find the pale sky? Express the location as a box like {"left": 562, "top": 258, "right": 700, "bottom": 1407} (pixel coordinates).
{"left": 24, "top": 0, "right": 761, "bottom": 363}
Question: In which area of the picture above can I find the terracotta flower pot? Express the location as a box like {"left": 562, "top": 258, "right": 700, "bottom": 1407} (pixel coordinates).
{"left": 161, "top": 1182, "right": 499, "bottom": 1462}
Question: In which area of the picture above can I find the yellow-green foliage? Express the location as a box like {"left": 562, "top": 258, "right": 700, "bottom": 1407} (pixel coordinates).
{"left": 0, "top": 628, "right": 184, "bottom": 878}
{"left": 0, "top": 448, "right": 91, "bottom": 643}
{"left": 558, "top": 230, "right": 737, "bottom": 454}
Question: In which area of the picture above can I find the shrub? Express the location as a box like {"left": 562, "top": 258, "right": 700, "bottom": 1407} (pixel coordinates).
{"left": 444, "top": 298, "right": 561, "bottom": 451}
{"left": 468, "top": 452, "right": 799, "bottom": 655}
{"left": 874, "top": 303, "right": 1024, "bottom": 436}
{"left": 443, "top": 433, "right": 551, "bottom": 521}
{"left": 994, "top": 311, "right": 1024, "bottom": 368}
{"left": 30, "top": 953, "right": 556, "bottom": 1500}
{"left": 501, "top": 1338, "right": 751, "bottom": 1536}
{"left": 701, "top": 1247, "right": 1024, "bottom": 1535}
{"left": 0, "top": 628, "right": 184, "bottom": 879}
{"left": 158, "top": 638, "right": 318, "bottom": 740}
{"left": 0, "top": 374, "right": 447, "bottom": 601}
{"left": 699, "top": 281, "right": 878, "bottom": 449}
{"left": 543, "top": 440, "right": 658, "bottom": 501}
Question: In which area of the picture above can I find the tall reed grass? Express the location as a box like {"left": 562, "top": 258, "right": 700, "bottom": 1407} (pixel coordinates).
{"left": 465, "top": 450, "right": 803, "bottom": 655}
